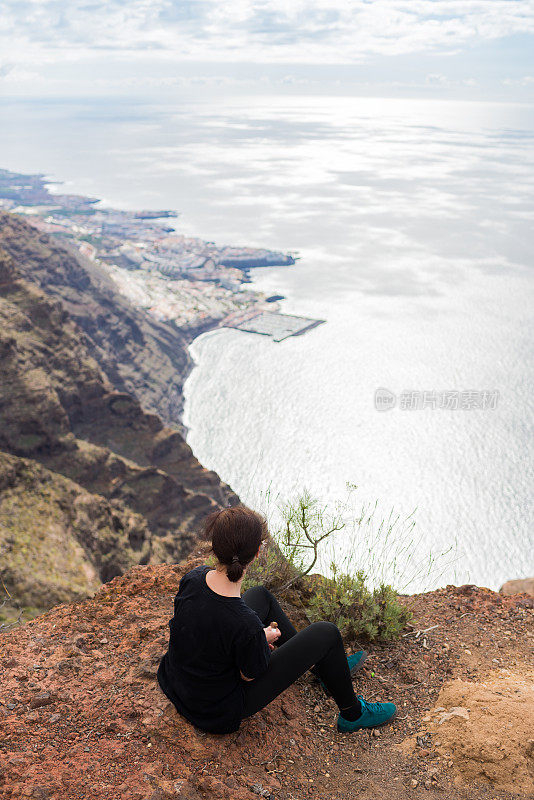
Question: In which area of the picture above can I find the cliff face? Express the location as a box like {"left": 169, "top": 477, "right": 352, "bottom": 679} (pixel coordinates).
{"left": 0, "top": 215, "right": 237, "bottom": 612}
{"left": 1, "top": 555, "right": 532, "bottom": 800}
{"left": 0, "top": 452, "right": 151, "bottom": 612}
{"left": 0, "top": 211, "right": 197, "bottom": 430}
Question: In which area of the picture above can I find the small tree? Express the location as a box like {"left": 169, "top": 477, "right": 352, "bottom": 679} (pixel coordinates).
{"left": 276, "top": 489, "right": 345, "bottom": 592}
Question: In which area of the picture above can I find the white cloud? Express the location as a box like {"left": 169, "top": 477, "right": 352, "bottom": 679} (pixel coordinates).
{"left": 502, "top": 75, "right": 534, "bottom": 86}
{"left": 1, "top": 0, "right": 534, "bottom": 64}
{"left": 0, "top": 63, "right": 15, "bottom": 77}
{"left": 1, "top": 1, "right": 532, "bottom": 100}
{"left": 426, "top": 73, "right": 451, "bottom": 87}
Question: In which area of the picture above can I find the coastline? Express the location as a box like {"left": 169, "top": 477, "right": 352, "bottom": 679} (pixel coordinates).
{"left": 0, "top": 166, "right": 301, "bottom": 434}
{"left": 0, "top": 167, "right": 295, "bottom": 335}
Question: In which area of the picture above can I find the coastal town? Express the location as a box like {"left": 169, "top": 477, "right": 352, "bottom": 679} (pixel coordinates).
{"left": 0, "top": 168, "right": 323, "bottom": 337}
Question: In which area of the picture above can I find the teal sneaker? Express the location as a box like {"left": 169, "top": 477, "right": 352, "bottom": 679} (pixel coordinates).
{"left": 318, "top": 650, "right": 368, "bottom": 697}
{"left": 347, "top": 651, "right": 368, "bottom": 675}
{"left": 337, "top": 697, "right": 397, "bottom": 732}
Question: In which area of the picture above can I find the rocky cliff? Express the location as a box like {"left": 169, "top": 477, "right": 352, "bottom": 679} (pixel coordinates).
{"left": 0, "top": 214, "right": 237, "bottom": 614}
{"left": 0, "top": 211, "right": 197, "bottom": 430}
{"left": 1, "top": 553, "right": 532, "bottom": 800}
{"left": 0, "top": 452, "right": 151, "bottom": 611}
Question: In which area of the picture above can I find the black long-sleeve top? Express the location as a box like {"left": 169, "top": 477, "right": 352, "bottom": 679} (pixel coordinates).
{"left": 157, "top": 565, "right": 270, "bottom": 733}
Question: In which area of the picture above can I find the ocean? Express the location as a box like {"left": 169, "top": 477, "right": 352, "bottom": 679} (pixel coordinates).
{"left": 1, "top": 94, "right": 533, "bottom": 591}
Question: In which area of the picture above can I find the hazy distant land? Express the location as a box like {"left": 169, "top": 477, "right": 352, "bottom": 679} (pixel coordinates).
{"left": 0, "top": 168, "right": 297, "bottom": 333}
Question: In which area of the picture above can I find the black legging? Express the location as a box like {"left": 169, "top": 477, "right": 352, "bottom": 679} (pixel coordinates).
{"left": 241, "top": 585, "right": 358, "bottom": 717}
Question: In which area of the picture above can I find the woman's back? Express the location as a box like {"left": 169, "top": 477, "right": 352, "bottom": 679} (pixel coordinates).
{"left": 157, "top": 565, "right": 270, "bottom": 733}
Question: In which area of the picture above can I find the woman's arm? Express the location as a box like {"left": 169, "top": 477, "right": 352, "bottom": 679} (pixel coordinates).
{"left": 240, "top": 626, "right": 280, "bottom": 682}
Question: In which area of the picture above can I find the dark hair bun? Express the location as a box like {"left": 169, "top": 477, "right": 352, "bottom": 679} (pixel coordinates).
{"left": 226, "top": 560, "right": 244, "bottom": 583}
{"left": 203, "top": 506, "right": 268, "bottom": 583}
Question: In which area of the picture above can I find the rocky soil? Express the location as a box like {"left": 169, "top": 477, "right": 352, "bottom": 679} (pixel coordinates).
{"left": 1, "top": 552, "right": 532, "bottom": 800}
{"left": 500, "top": 578, "right": 534, "bottom": 598}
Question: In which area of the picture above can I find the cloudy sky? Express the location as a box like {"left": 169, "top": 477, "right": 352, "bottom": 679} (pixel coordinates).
{"left": 1, "top": 0, "right": 533, "bottom": 99}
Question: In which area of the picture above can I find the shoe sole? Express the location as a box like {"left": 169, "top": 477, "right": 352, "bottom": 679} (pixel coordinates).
{"left": 320, "top": 650, "right": 370, "bottom": 698}
{"left": 337, "top": 712, "right": 397, "bottom": 733}
{"left": 349, "top": 650, "right": 369, "bottom": 677}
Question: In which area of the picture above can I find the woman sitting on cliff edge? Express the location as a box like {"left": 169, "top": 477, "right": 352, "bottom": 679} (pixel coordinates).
{"left": 157, "top": 505, "right": 396, "bottom": 735}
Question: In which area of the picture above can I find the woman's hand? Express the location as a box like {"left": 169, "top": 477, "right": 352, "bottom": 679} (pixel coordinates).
{"left": 263, "top": 624, "right": 281, "bottom": 651}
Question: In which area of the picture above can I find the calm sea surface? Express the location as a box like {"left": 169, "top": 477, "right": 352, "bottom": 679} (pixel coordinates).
{"left": 1, "top": 95, "right": 533, "bottom": 590}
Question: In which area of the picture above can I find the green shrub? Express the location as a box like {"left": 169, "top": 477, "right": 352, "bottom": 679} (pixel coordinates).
{"left": 307, "top": 564, "right": 412, "bottom": 643}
